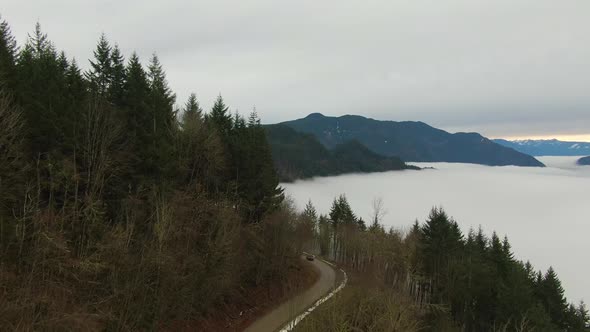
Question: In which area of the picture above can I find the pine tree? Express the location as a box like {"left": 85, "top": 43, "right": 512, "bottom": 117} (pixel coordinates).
{"left": 419, "top": 207, "right": 464, "bottom": 302}
{"left": 17, "top": 22, "right": 69, "bottom": 155}
{"left": 109, "top": 44, "right": 126, "bottom": 107}
{"left": 208, "top": 94, "right": 232, "bottom": 139}
{"left": 318, "top": 214, "right": 331, "bottom": 256}
{"left": 0, "top": 17, "right": 18, "bottom": 94}
{"left": 146, "top": 53, "right": 176, "bottom": 182}
{"left": 236, "top": 109, "right": 283, "bottom": 222}
{"left": 181, "top": 93, "right": 202, "bottom": 127}
{"left": 357, "top": 217, "right": 366, "bottom": 231}
{"left": 122, "top": 52, "right": 151, "bottom": 185}
{"left": 87, "top": 34, "right": 112, "bottom": 97}
{"left": 539, "top": 267, "right": 569, "bottom": 328}
{"left": 302, "top": 200, "right": 318, "bottom": 222}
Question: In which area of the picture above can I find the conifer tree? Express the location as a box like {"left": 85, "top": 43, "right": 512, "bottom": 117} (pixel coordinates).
{"left": 539, "top": 267, "right": 569, "bottom": 328}
{"left": 181, "top": 92, "right": 202, "bottom": 126}
{"left": 17, "top": 23, "right": 69, "bottom": 155}
{"left": 109, "top": 44, "right": 126, "bottom": 107}
{"left": 87, "top": 34, "right": 112, "bottom": 97}
{"left": 0, "top": 17, "right": 18, "bottom": 94}
{"left": 147, "top": 54, "right": 176, "bottom": 182}
{"left": 419, "top": 207, "right": 463, "bottom": 302}
{"left": 122, "top": 52, "right": 151, "bottom": 184}
{"left": 302, "top": 200, "right": 318, "bottom": 223}
{"left": 208, "top": 94, "right": 233, "bottom": 139}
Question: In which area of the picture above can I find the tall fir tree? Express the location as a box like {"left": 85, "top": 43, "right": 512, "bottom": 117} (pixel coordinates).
{"left": 122, "top": 52, "right": 152, "bottom": 186}
{"left": 109, "top": 44, "right": 126, "bottom": 107}
{"left": 86, "top": 33, "right": 112, "bottom": 97}
{"left": 0, "top": 16, "right": 18, "bottom": 95}
{"left": 17, "top": 23, "right": 70, "bottom": 155}
{"left": 181, "top": 92, "right": 202, "bottom": 127}
{"left": 147, "top": 54, "right": 176, "bottom": 182}
{"left": 539, "top": 267, "right": 569, "bottom": 329}
{"left": 208, "top": 94, "right": 233, "bottom": 140}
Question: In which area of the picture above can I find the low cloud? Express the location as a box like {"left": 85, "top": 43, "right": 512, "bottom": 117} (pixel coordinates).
{"left": 283, "top": 156, "right": 590, "bottom": 303}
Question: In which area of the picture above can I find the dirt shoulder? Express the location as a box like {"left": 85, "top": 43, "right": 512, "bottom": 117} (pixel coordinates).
{"left": 243, "top": 257, "right": 338, "bottom": 332}
{"left": 177, "top": 257, "right": 320, "bottom": 332}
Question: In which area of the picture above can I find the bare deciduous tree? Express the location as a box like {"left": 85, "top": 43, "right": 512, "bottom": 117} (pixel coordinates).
{"left": 371, "top": 197, "right": 387, "bottom": 228}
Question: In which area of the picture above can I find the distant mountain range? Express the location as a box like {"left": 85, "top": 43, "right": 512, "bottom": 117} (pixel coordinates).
{"left": 277, "top": 113, "right": 544, "bottom": 167}
{"left": 493, "top": 139, "right": 590, "bottom": 156}
{"left": 265, "top": 125, "right": 418, "bottom": 182}
{"left": 578, "top": 156, "right": 590, "bottom": 165}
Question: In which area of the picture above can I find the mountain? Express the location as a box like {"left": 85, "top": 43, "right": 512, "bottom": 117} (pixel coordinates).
{"left": 493, "top": 139, "right": 590, "bottom": 156}
{"left": 279, "top": 113, "right": 545, "bottom": 167}
{"left": 577, "top": 156, "right": 590, "bottom": 165}
{"left": 265, "top": 124, "right": 418, "bottom": 182}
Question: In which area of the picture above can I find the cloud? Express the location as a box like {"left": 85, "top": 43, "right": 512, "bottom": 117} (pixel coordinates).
{"left": 283, "top": 156, "right": 590, "bottom": 303}
{"left": 2, "top": 0, "right": 590, "bottom": 137}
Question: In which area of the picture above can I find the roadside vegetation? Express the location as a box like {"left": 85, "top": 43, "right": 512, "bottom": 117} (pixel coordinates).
{"left": 296, "top": 197, "right": 589, "bottom": 332}
{"left": 0, "top": 18, "right": 305, "bottom": 330}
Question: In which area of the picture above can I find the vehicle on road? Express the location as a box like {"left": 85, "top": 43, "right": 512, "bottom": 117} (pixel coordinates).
{"left": 306, "top": 254, "right": 315, "bottom": 261}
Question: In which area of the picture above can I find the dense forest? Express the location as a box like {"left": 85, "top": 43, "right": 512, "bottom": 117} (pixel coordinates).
{"left": 0, "top": 17, "right": 587, "bottom": 331}
{"left": 0, "top": 18, "right": 297, "bottom": 330}
{"left": 297, "top": 198, "right": 589, "bottom": 331}
{"left": 265, "top": 124, "right": 417, "bottom": 182}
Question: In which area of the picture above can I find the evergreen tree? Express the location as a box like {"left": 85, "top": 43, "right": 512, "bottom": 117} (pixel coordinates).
{"left": 318, "top": 214, "right": 331, "bottom": 256}
{"left": 181, "top": 92, "right": 202, "bottom": 127}
{"left": 0, "top": 17, "right": 18, "bottom": 94}
{"left": 357, "top": 217, "right": 366, "bottom": 231}
{"left": 122, "top": 52, "right": 151, "bottom": 185}
{"left": 208, "top": 94, "right": 233, "bottom": 139}
{"left": 419, "top": 207, "right": 464, "bottom": 303}
{"left": 302, "top": 200, "right": 318, "bottom": 223}
{"left": 86, "top": 33, "right": 112, "bottom": 97}
{"left": 16, "top": 22, "right": 70, "bottom": 155}
{"left": 109, "top": 44, "right": 126, "bottom": 107}
{"left": 539, "top": 267, "right": 569, "bottom": 329}
{"left": 236, "top": 109, "right": 283, "bottom": 222}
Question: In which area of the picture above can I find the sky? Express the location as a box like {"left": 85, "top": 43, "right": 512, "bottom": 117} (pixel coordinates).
{"left": 2, "top": 0, "right": 590, "bottom": 140}
{"left": 283, "top": 156, "right": 590, "bottom": 304}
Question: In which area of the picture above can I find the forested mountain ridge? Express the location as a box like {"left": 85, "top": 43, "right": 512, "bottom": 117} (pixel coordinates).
{"left": 265, "top": 124, "right": 418, "bottom": 182}
{"left": 494, "top": 139, "right": 590, "bottom": 156}
{"left": 0, "top": 19, "right": 294, "bottom": 330}
{"left": 280, "top": 113, "right": 545, "bottom": 167}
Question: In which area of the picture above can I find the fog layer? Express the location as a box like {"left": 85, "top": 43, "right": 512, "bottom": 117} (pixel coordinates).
{"left": 282, "top": 156, "right": 589, "bottom": 303}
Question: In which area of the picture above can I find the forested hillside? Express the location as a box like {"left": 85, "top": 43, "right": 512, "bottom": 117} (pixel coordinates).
{"left": 281, "top": 113, "right": 545, "bottom": 167}
{"left": 297, "top": 198, "right": 589, "bottom": 332}
{"left": 265, "top": 124, "right": 417, "bottom": 181}
{"left": 0, "top": 18, "right": 300, "bottom": 330}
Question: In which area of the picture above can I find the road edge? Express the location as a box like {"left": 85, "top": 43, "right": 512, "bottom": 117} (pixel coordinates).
{"left": 278, "top": 255, "right": 348, "bottom": 332}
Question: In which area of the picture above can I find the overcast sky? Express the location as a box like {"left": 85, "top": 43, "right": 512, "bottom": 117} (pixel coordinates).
{"left": 3, "top": 0, "right": 590, "bottom": 139}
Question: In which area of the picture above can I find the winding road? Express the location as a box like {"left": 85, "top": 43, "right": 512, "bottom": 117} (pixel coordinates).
{"left": 244, "top": 257, "right": 338, "bottom": 332}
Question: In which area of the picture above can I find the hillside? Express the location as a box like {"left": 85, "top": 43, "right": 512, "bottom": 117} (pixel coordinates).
{"left": 577, "top": 156, "right": 590, "bottom": 165}
{"left": 265, "top": 125, "right": 417, "bottom": 182}
{"left": 280, "top": 113, "right": 545, "bottom": 167}
{"left": 494, "top": 139, "right": 590, "bottom": 156}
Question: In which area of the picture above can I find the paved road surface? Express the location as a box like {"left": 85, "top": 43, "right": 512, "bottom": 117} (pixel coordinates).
{"left": 244, "top": 257, "right": 337, "bottom": 332}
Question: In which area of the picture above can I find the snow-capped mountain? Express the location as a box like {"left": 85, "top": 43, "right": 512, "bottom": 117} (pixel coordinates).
{"left": 493, "top": 139, "right": 590, "bottom": 156}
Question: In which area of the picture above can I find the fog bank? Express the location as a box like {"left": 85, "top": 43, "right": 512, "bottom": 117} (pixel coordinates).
{"left": 282, "top": 156, "right": 589, "bottom": 303}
